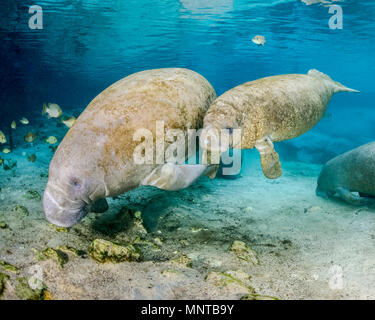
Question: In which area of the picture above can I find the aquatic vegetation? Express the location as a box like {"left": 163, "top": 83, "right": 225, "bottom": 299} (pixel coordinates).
{"left": 15, "top": 277, "right": 46, "bottom": 300}
{"left": 205, "top": 270, "right": 255, "bottom": 294}
{"left": 56, "top": 245, "right": 87, "bottom": 258}
{"left": 49, "top": 224, "right": 68, "bottom": 233}
{"left": 252, "top": 35, "right": 266, "bottom": 46}
{"left": 240, "top": 294, "right": 279, "bottom": 300}
{"left": 229, "top": 241, "right": 259, "bottom": 265}
{"left": 12, "top": 205, "right": 29, "bottom": 218}
{"left": 0, "top": 261, "right": 20, "bottom": 274}
{"left": 32, "top": 247, "right": 69, "bottom": 268}
{"left": 89, "top": 239, "right": 143, "bottom": 263}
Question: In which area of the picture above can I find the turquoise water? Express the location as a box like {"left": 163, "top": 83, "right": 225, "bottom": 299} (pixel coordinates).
{"left": 1, "top": 0, "right": 375, "bottom": 300}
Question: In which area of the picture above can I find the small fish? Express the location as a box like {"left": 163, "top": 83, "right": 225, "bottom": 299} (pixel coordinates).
{"left": 43, "top": 103, "right": 63, "bottom": 119}
{"left": 11, "top": 121, "right": 16, "bottom": 129}
{"left": 27, "top": 154, "right": 37, "bottom": 163}
{"left": 0, "top": 131, "right": 6, "bottom": 144}
{"left": 45, "top": 136, "right": 58, "bottom": 144}
{"left": 24, "top": 132, "right": 37, "bottom": 143}
{"left": 252, "top": 35, "right": 266, "bottom": 46}
{"left": 20, "top": 117, "right": 29, "bottom": 125}
{"left": 61, "top": 116, "right": 76, "bottom": 128}
{"left": 2, "top": 148, "right": 11, "bottom": 154}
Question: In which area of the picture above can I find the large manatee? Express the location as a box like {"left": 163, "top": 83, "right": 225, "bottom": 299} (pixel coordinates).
{"left": 316, "top": 142, "right": 375, "bottom": 205}
{"left": 202, "top": 69, "right": 359, "bottom": 179}
{"left": 43, "top": 68, "right": 216, "bottom": 227}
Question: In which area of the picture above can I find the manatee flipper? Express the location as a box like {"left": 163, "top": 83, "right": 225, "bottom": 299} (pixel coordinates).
{"left": 335, "top": 187, "right": 371, "bottom": 206}
{"left": 255, "top": 136, "right": 282, "bottom": 179}
{"left": 90, "top": 198, "right": 109, "bottom": 213}
{"left": 141, "top": 163, "right": 215, "bottom": 191}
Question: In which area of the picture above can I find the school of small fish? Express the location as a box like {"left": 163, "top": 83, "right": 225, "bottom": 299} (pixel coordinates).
{"left": 0, "top": 103, "right": 75, "bottom": 159}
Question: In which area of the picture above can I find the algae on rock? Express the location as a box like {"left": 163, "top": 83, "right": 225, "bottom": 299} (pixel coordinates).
{"left": 15, "top": 277, "right": 46, "bottom": 300}
{"left": 12, "top": 205, "right": 29, "bottom": 218}
{"left": 0, "top": 272, "right": 10, "bottom": 296}
{"left": 170, "top": 254, "right": 193, "bottom": 268}
{"left": 205, "top": 270, "right": 255, "bottom": 295}
{"left": 89, "top": 239, "right": 143, "bottom": 263}
{"left": 0, "top": 260, "right": 20, "bottom": 274}
{"left": 229, "top": 240, "right": 259, "bottom": 265}
{"left": 33, "top": 248, "right": 69, "bottom": 268}
{"left": 24, "top": 190, "right": 41, "bottom": 201}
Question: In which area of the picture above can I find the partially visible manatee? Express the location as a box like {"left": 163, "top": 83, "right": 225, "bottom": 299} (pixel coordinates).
{"left": 316, "top": 142, "right": 375, "bottom": 205}
{"left": 43, "top": 68, "right": 216, "bottom": 227}
{"left": 202, "top": 69, "right": 359, "bottom": 179}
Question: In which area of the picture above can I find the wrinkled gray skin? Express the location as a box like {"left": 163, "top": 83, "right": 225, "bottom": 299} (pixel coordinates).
{"left": 316, "top": 142, "right": 375, "bottom": 205}
{"left": 43, "top": 68, "right": 216, "bottom": 227}
{"left": 201, "top": 69, "right": 359, "bottom": 179}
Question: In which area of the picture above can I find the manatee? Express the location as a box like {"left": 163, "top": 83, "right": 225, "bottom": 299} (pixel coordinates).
{"left": 316, "top": 142, "right": 375, "bottom": 205}
{"left": 202, "top": 69, "right": 359, "bottom": 179}
{"left": 43, "top": 68, "right": 216, "bottom": 227}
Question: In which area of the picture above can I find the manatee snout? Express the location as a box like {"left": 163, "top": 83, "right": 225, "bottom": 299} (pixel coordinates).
{"left": 43, "top": 184, "right": 89, "bottom": 227}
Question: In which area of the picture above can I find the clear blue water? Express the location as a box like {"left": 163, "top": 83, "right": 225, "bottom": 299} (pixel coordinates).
{"left": 1, "top": 0, "right": 374, "bottom": 160}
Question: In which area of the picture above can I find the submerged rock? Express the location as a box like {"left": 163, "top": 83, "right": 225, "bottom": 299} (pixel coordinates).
{"left": 229, "top": 241, "right": 259, "bottom": 265}
{"left": 24, "top": 190, "right": 41, "bottom": 201}
{"left": 0, "top": 273, "right": 10, "bottom": 296}
{"left": 89, "top": 239, "right": 143, "bottom": 263}
{"left": 33, "top": 248, "right": 69, "bottom": 268}
{"left": 56, "top": 245, "right": 87, "bottom": 258}
{"left": 49, "top": 224, "right": 68, "bottom": 233}
{"left": 15, "top": 277, "right": 46, "bottom": 300}
{"left": 12, "top": 205, "right": 29, "bottom": 218}
{"left": 0, "top": 260, "right": 20, "bottom": 274}
{"left": 0, "top": 222, "right": 8, "bottom": 229}
{"left": 170, "top": 254, "right": 193, "bottom": 268}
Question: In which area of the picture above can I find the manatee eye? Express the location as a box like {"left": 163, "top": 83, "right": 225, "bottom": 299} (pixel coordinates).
{"left": 70, "top": 178, "right": 82, "bottom": 189}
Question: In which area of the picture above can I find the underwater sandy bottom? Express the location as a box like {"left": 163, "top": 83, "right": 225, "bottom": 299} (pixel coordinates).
{"left": 0, "top": 117, "right": 375, "bottom": 300}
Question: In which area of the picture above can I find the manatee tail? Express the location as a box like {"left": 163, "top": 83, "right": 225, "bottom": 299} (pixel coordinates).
{"left": 307, "top": 69, "right": 360, "bottom": 93}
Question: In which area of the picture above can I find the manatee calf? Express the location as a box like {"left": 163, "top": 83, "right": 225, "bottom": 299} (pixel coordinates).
{"left": 43, "top": 68, "right": 216, "bottom": 227}
{"left": 202, "top": 69, "right": 359, "bottom": 179}
{"left": 316, "top": 142, "right": 375, "bottom": 205}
